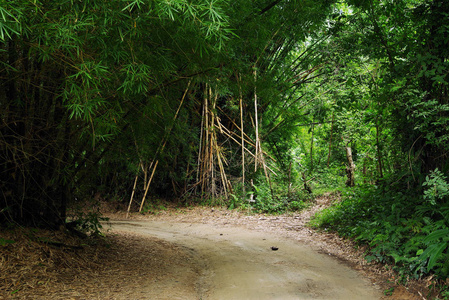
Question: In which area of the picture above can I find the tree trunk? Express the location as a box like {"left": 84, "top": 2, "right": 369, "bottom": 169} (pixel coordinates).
{"left": 310, "top": 121, "right": 314, "bottom": 171}
{"left": 327, "top": 112, "right": 335, "bottom": 167}
{"left": 376, "top": 119, "right": 384, "bottom": 179}
{"left": 345, "top": 146, "right": 355, "bottom": 187}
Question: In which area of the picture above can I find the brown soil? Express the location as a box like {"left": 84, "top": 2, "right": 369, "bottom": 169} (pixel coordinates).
{"left": 0, "top": 194, "right": 435, "bottom": 299}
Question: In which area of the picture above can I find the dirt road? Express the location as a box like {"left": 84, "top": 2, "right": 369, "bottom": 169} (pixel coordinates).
{"left": 110, "top": 220, "right": 382, "bottom": 299}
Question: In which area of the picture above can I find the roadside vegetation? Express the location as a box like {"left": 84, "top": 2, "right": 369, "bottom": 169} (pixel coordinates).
{"left": 311, "top": 174, "right": 449, "bottom": 298}
{"left": 1, "top": 0, "right": 449, "bottom": 298}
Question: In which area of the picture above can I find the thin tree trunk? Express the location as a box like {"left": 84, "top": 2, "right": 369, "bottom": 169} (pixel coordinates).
{"left": 302, "top": 172, "right": 312, "bottom": 194}
{"left": 310, "top": 121, "right": 314, "bottom": 171}
{"left": 363, "top": 159, "right": 366, "bottom": 182}
{"left": 288, "top": 161, "right": 292, "bottom": 198}
{"left": 327, "top": 112, "right": 335, "bottom": 167}
{"left": 376, "top": 119, "right": 384, "bottom": 178}
{"left": 345, "top": 146, "right": 355, "bottom": 187}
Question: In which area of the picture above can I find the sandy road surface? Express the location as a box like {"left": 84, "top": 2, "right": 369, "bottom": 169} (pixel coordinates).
{"left": 110, "top": 220, "right": 382, "bottom": 300}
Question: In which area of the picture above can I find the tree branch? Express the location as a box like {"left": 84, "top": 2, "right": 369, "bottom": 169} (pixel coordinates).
{"left": 260, "top": 0, "right": 283, "bottom": 15}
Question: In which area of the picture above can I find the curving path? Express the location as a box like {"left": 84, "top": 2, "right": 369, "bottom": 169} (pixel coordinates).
{"left": 110, "top": 220, "right": 382, "bottom": 300}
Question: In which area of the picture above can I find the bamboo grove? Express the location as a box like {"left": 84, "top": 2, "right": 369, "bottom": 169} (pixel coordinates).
{"left": 1, "top": 0, "right": 449, "bottom": 233}
{"left": 0, "top": 0, "right": 335, "bottom": 227}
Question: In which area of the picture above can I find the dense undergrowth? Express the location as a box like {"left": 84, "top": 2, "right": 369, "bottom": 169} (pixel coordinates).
{"left": 132, "top": 177, "right": 312, "bottom": 215}
{"left": 310, "top": 170, "right": 449, "bottom": 298}
{"left": 224, "top": 179, "right": 312, "bottom": 214}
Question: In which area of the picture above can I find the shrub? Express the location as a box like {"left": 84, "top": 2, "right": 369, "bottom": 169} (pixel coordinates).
{"left": 310, "top": 174, "right": 449, "bottom": 282}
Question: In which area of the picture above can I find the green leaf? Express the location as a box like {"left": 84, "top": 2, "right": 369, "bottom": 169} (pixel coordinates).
{"left": 0, "top": 238, "right": 15, "bottom": 246}
{"left": 423, "top": 229, "right": 449, "bottom": 244}
{"left": 422, "top": 242, "right": 448, "bottom": 272}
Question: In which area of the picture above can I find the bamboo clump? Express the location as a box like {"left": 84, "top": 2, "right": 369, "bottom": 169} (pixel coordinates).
{"left": 126, "top": 77, "right": 277, "bottom": 212}
{"left": 196, "top": 84, "right": 232, "bottom": 199}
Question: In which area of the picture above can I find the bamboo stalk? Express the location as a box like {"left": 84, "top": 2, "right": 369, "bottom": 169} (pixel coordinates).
{"left": 215, "top": 117, "right": 277, "bottom": 163}
{"left": 202, "top": 84, "right": 209, "bottom": 198}
{"left": 254, "top": 67, "right": 273, "bottom": 190}
{"left": 260, "top": 145, "right": 273, "bottom": 188}
{"left": 253, "top": 67, "right": 261, "bottom": 172}
{"left": 210, "top": 88, "right": 216, "bottom": 197}
{"left": 131, "top": 128, "right": 147, "bottom": 193}
{"left": 139, "top": 80, "right": 191, "bottom": 210}
{"left": 126, "top": 172, "right": 139, "bottom": 218}
{"left": 214, "top": 135, "right": 229, "bottom": 198}
{"left": 217, "top": 106, "right": 257, "bottom": 147}
{"left": 139, "top": 160, "right": 159, "bottom": 212}
{"left": 216, "top": 124, "right": 279, "bottom": 175}
{"left": 141, "top": 161, "right": 148, "bottom": 191}
{"left": 239, "top": 75, "right": 245, "bottom": 194}
{"left": 196, "top": 96, "right": 205, "bottom": 183}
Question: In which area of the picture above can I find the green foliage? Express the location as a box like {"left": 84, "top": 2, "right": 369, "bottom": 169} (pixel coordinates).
{"left": 242, "top": 179, "right": 311, "bottom": 214}
{"left": 384, "top": 287, "right": 394, "bottom": 296}
{"left": 313, "top": 163, "right": 348, "bottom": 193}
{"left": 311, "top": 174, "right": 449, "bottom": 280}
{"left": 248, "top": 182, "right": 274, "bottom": 213}
{"left": 2, "top": 1, "right": 448, "bottom": 270}
{"left": 141, "top": 200, "right": 168, "bottom": 215}
{"left": 69, "top": 207, "right": 109, "bottom": 237}
{"left": 423, "top": 168, "right": 449, "bottom": 206}
{"left": 0, "top": 0, "right": 236, "bottom": 226}
{"left": 0, "top": 238, "right": 15, "bottom": 246}
{"left": 420, "top": 228, "right": 449, "bottom": 273}
{"left": 227, "top": 193, "right": 240, "bottom": 210}
{"left": 303, "top": 4, "right": 449, "bottom": 292}
{"left": 288, "top": 200, "right": 308, "bottom": 211}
